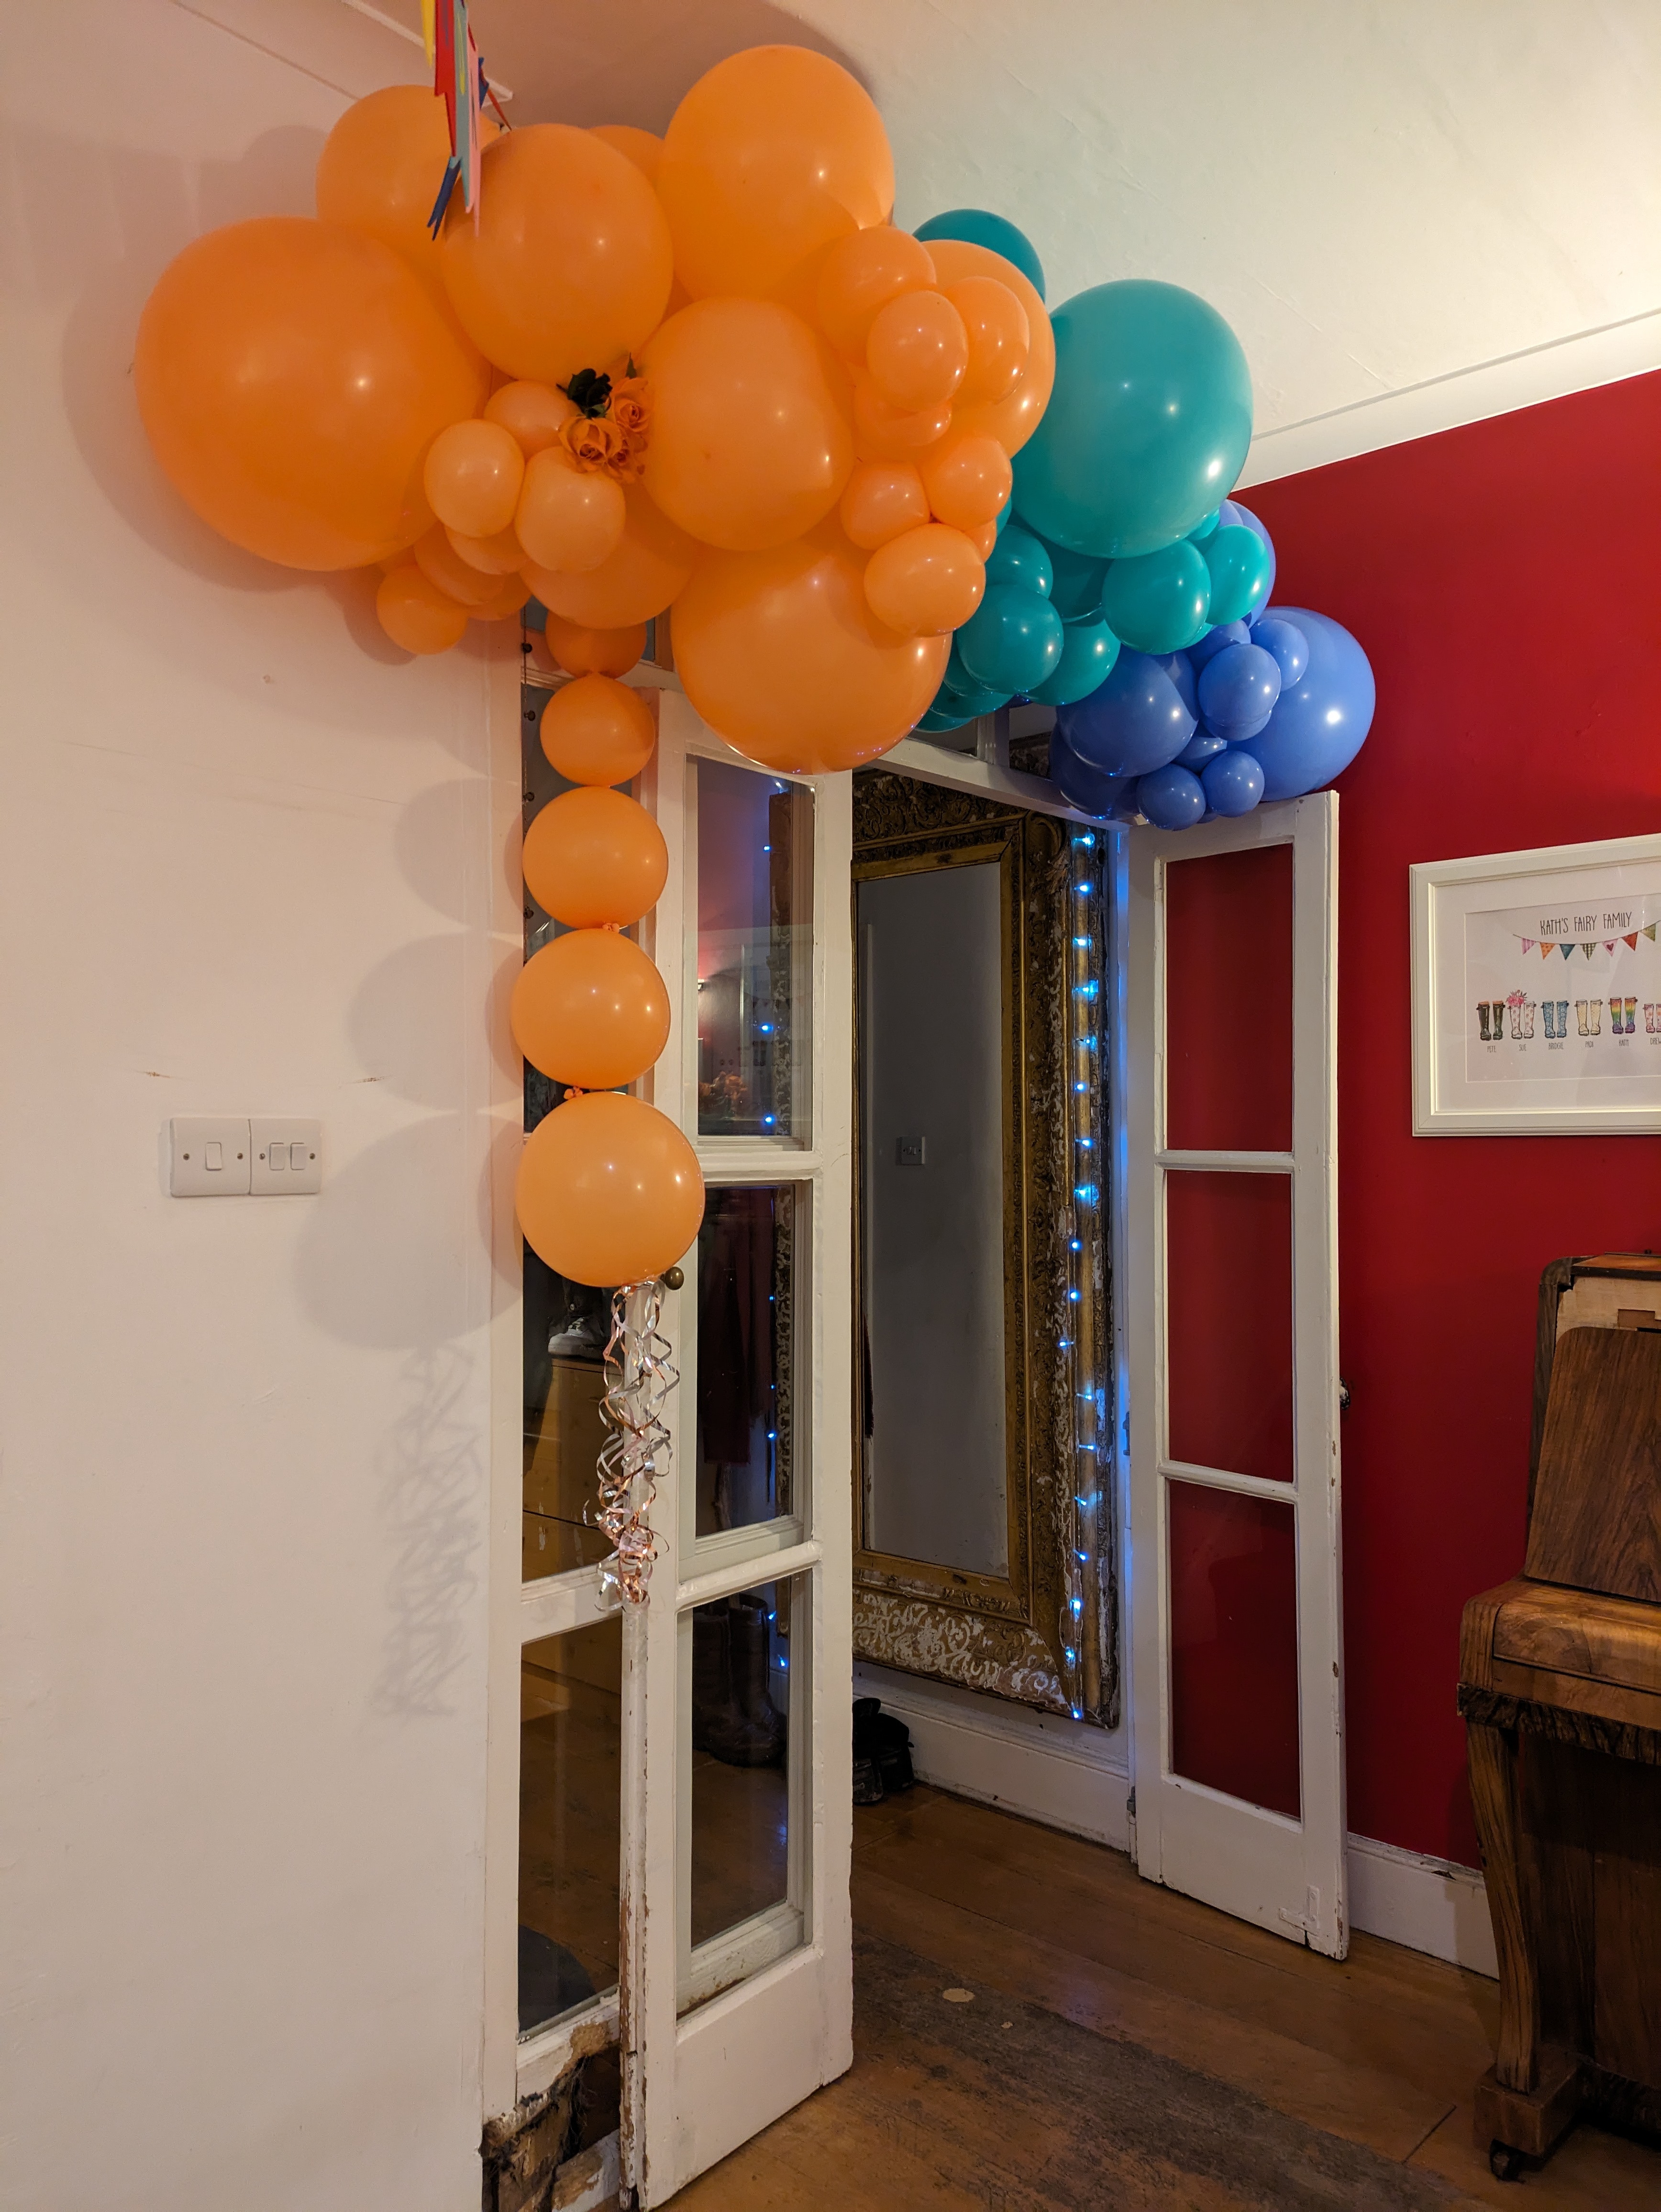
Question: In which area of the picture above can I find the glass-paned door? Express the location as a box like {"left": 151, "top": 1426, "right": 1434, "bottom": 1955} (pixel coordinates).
{"left": 1126, "top": 795, "right": 1346, "bottom": 1956}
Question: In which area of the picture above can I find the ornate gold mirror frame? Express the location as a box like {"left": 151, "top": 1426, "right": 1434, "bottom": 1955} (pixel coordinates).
{"left": 851, "top": 770, "right": 1118, "bottom": 1726}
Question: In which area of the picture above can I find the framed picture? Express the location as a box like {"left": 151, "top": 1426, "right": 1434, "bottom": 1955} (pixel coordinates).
{"left": 1411, "top": 832, "right": 1661, "bottom": 1135}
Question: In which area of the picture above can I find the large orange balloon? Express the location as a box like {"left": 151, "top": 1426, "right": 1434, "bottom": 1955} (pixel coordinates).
{"left": 541, "top": 614, "right": 648, "bottom": 677}
{"left": 863, "top": 522, "right": 985, "bottom": 637}
{"left": 541, "top": 675, "right": 657, "bottom": 785}
{"left": 511, "top": 929, "right": 671, "bottom": 1089}
{"left": 441, "top": 126, "right": 674, "bottom": 383}
{"left": 516, "top": 447, "right": 627, "bottom": 574}
{"left": 377, "top": 561, "right": 467, "bottom": 653}
{"left": 517, "top": 1092, "right": 704, "bottom": 1287}
{"left": 643, "top": 299, "right": 853, "bottom": 551}
{"left": 135, "top": 218, "right": 487, "bottom": 569}
{"left": 523, "top": 788, "right": 668, "bottom": 926}
{"left": 919, "top": 240, "right": 1053, "bottom": 455}
{"left": 672, "top": 519, "right": 949, "bottom": 774}
{"left": 485, "top": 380, "right": 576, "bottom": 457}
{"left": 588, "top": 124, "right": 663, "bottom": 184}
{"left": 815, "top": 226, "right": 936, "bottom": 357}
{"left": 658, "top": 47, "right": 894, "bottom": 300}
{"left": 424, "top": 418, "right": 524, "bottom": 538}
{"left": 839, "top": 460, "right": 929, "bottom": 549}
{"left": 525, "top": 483, "right": 697, "bottom": 629}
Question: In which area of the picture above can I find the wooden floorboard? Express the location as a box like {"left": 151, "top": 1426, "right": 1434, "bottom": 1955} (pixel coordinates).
{"left": 672, "top": 1784, "right": 1661, "bottom": 2210}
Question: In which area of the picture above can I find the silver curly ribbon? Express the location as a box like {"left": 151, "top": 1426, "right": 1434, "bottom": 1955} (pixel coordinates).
{"left": 595, "top": 1278, "right": 678, "bottom": 1606}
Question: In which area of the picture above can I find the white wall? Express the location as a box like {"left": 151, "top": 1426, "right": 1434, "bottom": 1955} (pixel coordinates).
{"left": 0, "top": 6, "right": 518, "bottom": 2206}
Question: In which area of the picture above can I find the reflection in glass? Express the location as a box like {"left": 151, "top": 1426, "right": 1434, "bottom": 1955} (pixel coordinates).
{"left": 695, "top": 1186, "right": 797, "bottom": 1538}
{"left": 697, "top": 759, "right": 812, "bottom": 1139}
{"left": 1168, "top": 1481, "right": 1300, "bottom": 1820}
{"left": 523, "top": 1234, "right": 614, "bottom": 1581}
{"left": 688, "top": 1575, "right": 795, "bottom": 1959}
{"left": 519, "top": 1617, "right": 622, "bottom": 2035}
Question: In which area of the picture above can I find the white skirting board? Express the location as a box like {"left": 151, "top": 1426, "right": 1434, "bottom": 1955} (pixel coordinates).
{"left": 857, "top": 1665, "right": 1498, "bottom": 1979}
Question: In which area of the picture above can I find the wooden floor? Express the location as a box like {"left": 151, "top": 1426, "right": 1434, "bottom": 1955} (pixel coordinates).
{"left": 675, "top": 1784, "right": 1661, "bottom": 2210}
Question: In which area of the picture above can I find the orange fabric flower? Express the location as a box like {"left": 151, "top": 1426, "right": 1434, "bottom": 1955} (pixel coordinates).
{"left": 560, "top": 413, "right": 624, "bottom": 473}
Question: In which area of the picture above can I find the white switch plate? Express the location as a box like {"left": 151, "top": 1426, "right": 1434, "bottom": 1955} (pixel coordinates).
{"left": 251, "top": 1118, "right": 322, "bottom": 1195}
{"left": 170, "top": 1117, "right": 253, "bottom": 1196}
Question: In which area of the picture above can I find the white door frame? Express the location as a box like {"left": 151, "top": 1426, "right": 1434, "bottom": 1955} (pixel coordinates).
{"left": 1126, "top": 793, "right": 1346, "bottom": 1958}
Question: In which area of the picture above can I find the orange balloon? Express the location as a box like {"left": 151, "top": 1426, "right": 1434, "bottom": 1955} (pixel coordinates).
{"left": 423, "top": 417, "right": 525, "bottom": 538}
{"left": 465, "top": 572, "right": 531, "bottom": 621}
{"left": 523, "top": 787, "right": 668, "bottom": 927}
{"left": 672, "top": 519, "right": 950, "bottom": 774}
{"left": 446, "top": 521, "right": 524, "bottom": 575}
{"left": 866, "top": 290, "right": 968, "bottom": 413}
{"left": 412, "top": 522, "right": 502, "bottom": 606}
{"left": 485, "top": 380, "right": 577, "bottom": 457}
{"left": 839, "top": 460, "right": 930, "bottom": 549}
{"left": 918, "top": 240, "right": 1053, "bottom": 456}
{"left": 643, "top": 300, "right": 853, "bottom": 552}
{"left": 516, "top": 447, "right": 627, "bottom": 575}
{"left": 542, "top": 613, "right": 648, "bottom": 677}
{"left": 135, "top": 217, "right": 487, "bottom": 570}
{"left": 863, "top": 523, "right": 985, "bottom": 637}
{"left": 815, "top": 226, "right": 937, "bottom": 358}
{"left": 919, "top": 433, "right": 1013, "bottom": 531}
{"left": 540, "top": 674, "right": 657, "bottom": 785}
{"left": 526, "top": 483, "right": 697, "bottom": 629}
{"left": 658, "top": 47, "right": 894, "bottom": 300}
{"left": 511, "top": 929, "right": 671, "bottom": 1088}
{"left": 441, "top": 126, "right": 674, "bottom": 383}
{"left": 517, "top": 1092, "right": 704, "bottom": 1287}
{"left": 588, "top": 124, "right": 663, "bottom": 183}
{"left": 946, "top": 277, "right": 1030, "bottom": 404}
{"left": 966, "top": 518, "right": 998, "bottom": 558}
{"left": 377, "top": 561, "right": 468, "bottom": 653}
{"left": 853, "top": 376, "right": 952, "bottom": 463}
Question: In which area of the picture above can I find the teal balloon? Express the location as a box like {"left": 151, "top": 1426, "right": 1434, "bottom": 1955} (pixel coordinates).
{"left": 955, "top": 584, "right": 1063, "bottom": 695}
{"left": 1038, "top": 536, "right": 1107, "bottom": 621}
{"left": 1028, "top": 619, "right": 1120, "bottom": 707}
{"left": 1202, "top": 525, "right": 1273, "bottom": 625}
{"left": 1098, "top": 542, "right": 1211, "bottom": 655}
{"left": 995, "top": 498, "right": 1012, "bottom": 536}
{"left": 1187, "top": 508, "right": 1221, "bottom": 542}
{"left": 985, "top": 526, "right": 1052, "bottom": 598}
{"left": 1011, "top": 280, "right": 1253, "bottom": 558}
{"left": 914, "top": 209, "right": 1045, "bottom": 300}
{"left": 938, "top": 675, "right": 1011, "bottom": 718}
{"left": 917, "top": 703, "right": 970, "bottom": 731}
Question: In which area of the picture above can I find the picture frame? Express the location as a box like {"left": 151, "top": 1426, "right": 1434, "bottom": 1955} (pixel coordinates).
{"left": 1410, "top": 832, "right": 1661, "bottom": 1136}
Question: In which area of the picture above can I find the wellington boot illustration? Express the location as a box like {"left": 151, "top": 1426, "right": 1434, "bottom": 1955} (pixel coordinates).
{"left": 1522, "top": 999, "right": 1536, "bottom": 1038}
{"left": 1476, "top": 1002, "right": 1493, "bottom": 1042}
{"left": 1556, "top": 1001, "right": 1569, "bottom": 1037}
{"left": 1647, "top": 1005, "right": 1659, "bottom": 1036}
{"left": 1575, "top": 1001, "right": 1590, "bottom": 1037}
{"left": 1625, "top": 996, "right": 1639, "bottom": 1035}
{"left": 1507, "top": 993, "right": 1525, "bottom": 1039}
{"left": 1589, "top": 999, "right": 1602, "bottom": 1035}
{"left": 1542, "top": 1001, "right": 1558, "bottom": 1040}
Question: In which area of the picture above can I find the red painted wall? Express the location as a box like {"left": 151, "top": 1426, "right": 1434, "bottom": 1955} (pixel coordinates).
{"left": 1248, "top": 370, "right": 1661, "bottom": 1867}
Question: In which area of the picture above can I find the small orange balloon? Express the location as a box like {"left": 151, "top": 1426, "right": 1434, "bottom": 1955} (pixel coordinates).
{"left": 540, "top": 674, "right": 657, "bottom": 785}
{"left": 946, "top": 277, "right": 1030, "bottom": 404}
{"left": 527, "top": 483, "right": 698, "bottom": 630}
{"left": 672, "top": 518, "right": 950, "bottom": 774}
{"left": 412, "top": 522, "right": 502, "bottom": 607}
{"left": 441, "top": 126, "right": 674, "bottom": 383}
{"left": 839, "top": 460, "right": 930, "bottom": 549}
{"left": 866, "top": 289, "right": 968, "bottom": 413}
{"left": 863, "top": 522, "right": 985, "bottom": 637}
{"left": 542, "top": 613, "right": 648, "bottom": 677}
{"left": 465, "top": 572, "right": 530, "bottom": 621}
{"left": 517, "top": 1091, "right": 704, "bottom": 1287}
{"left": 484, "top": 380, "right": 577, "bottom": 457}
{"left": 658, "top": 47, "right": 894, "bottom": 300}
{"left": 424, "top": 417, "right": 525, "bottom": 538}
{"left": 919, "top": 433, "right": 1013, "bottom": 531}
{"left": 919, "top": 240, "right": 1053, "bottom": 456}
{"left": 446, "top": 521, "right": 525, "bottom": 575}
{"left": 853, "top": 377, "right": 952, "bottom": 463}
{"left": 815, "top": 226, "right": 937, "bottom": 358}
{"left": 511, "top": 929, "right": 671, "bottom": 1089}
{"left": 377, "top": 562, "right": 468, "bottom": 653}
{"left": 523, "top": 787, "right": 668, "bottom": 927}
{"left": 516, "top": 447, "right": 627, "bottom": 575}
{"left": 588, "top": 124, "right": 663, "bottom": 183}
{"left": 966, "top": 518, "right": 998, "bottom": 558}
{"left": 643, "top": 299, "right": 853, "bottom": 551}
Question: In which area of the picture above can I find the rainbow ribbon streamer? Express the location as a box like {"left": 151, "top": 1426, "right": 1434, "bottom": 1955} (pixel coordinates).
{"left": 426, "top": 0, "right": 490, "bottom": 239}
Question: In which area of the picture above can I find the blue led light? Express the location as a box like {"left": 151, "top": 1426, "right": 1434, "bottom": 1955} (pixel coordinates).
{"left": 762, "top": 843, "right": 772, "bottom": 852}
{"left": 1074, "top": 1183, "right": 1098, "bottom": 1204}
{"left": 1073, "top": 935, "right": 1091, "bottom": 948}
{"left": 1069, "top": 1239, "right": 1082, "bottom": 1252}
{"left": 766, "top": 1429, "right": 776, "bottom": 1440}
{"left": 1071, "top": 1597, "right": 1082, "bottom": 1613}
{"left": 1068, "top": 1288, "right": 1081, "bottom": 1303}
{"left": 1063, "top": 1647, "right": 1077, "bottom": 1664}
{"left": 762, "top": 1114, "right": 776, "bottom": 1128}
{"left": 758, "top": 1021, "right": 773, "bottom": 1033}
{"left": 1073, "top": 980, "right": 1100, "bottom": 1000}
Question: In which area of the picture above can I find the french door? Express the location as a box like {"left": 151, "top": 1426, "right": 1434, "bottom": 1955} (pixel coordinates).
{"left": 1126, "top": 794, "right": 1347, "bottom": 1956}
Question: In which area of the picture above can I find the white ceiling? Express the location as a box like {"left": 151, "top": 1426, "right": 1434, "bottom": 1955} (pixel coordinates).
{"left": 352, "top": 0, "right": 1661, "bottom": 472}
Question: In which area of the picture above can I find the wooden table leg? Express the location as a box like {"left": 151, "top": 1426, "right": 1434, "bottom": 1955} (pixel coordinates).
{"left": 1468, "top": 1720, "right": 1539, "bottom": 2093}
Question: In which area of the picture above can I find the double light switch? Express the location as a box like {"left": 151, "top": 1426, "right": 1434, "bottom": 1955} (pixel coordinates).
{"left": 170, "top": 1117, "right": 322, "bottom": 1197}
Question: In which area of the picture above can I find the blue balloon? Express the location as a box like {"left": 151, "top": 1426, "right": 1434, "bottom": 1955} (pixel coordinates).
{"left": 1029, "top": 618, "right": 1120, "bottom": 707}
{"left": 955, "top": 585, "right": 1063, "bottom": 695}
{"left": 985, "top": 526, "right": 1053, "bottom": 598}
{"left": 1040, "top": 537, "right": 1108, "bottom": 621}
{"left": 1188, "top": 619, "right": 1250, "bottom": 672}
{"left": 1057, "top": 647, "right": 1194, "bottom": 778}
{"left": 1012, "top": 281, "right": 1253, "bottom": 559}
{"left": 1238, "top": 607, "right": 1375, "bottom": 799}
{"left": 1221, "top": 709, "right": 1274, "bottom": 742}
{"left": 1197, "top": 641, "right": 1282, "bottom": 735}
{"left": 1200, "top": 748, "right": 1265, "bottom": 818}
{"left": 1136, "top": 763, "right": 1207, "bottom": 830}
{"left": 1050, "top": 722, "right": 1135, "bottom": 819}
{"left": 1176, "top": 728, "right": 1228, "bottom": 768}
{"left": 1250, "top": 616, "right": 1308, "bottom": 689}
{"left": 1217, "top": 499, "right": 1275, "bottom": 619}
{"left": 1155, "top": 649, "right": 1198, "bottom": 720}
{"left": 1099, "top": 541, "right": 1211, "bottom": 654}
{"left": 914, "top": 209, "right": 1045, "bottom": 299}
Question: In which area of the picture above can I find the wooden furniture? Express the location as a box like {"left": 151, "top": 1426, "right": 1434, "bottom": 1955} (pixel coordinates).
{"left": 1459, "top": 1253, "right": 1661, "bottom": 2177}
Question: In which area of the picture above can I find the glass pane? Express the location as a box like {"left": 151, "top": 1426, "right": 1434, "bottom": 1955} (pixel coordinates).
{"left": 1165, "top": 843, "right": 1293, "bottom": 1153}
{"left": 695, "top": 1186, "right": 799, "bottom": 1538}
{"left": 523, "top": 1236, "right": 613, "bottom": 1581}
{"left": 520, "top": 1617, "right": 622, "bottom": 2035}
{"left": 1167, "top": 1169, "right": 1294, "bottom": 1483}
{"left": 1168, "top": 1481, "right": 1300, "bottom": 1819}
{"left": 697, "top": 759, "right": 812, "bottom": 1139}
{"left": 688, "top": 1574, "right": 796, "bottom": 1958}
